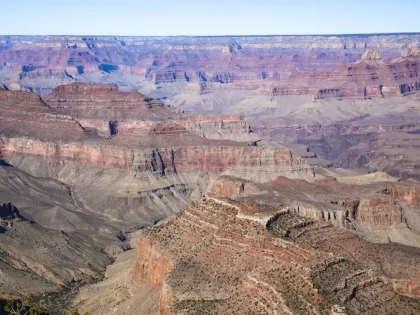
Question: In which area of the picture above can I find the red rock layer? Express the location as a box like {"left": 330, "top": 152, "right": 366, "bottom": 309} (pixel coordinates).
{"left": 0, "top": 89, "right": 86, "bottom": 141}
{"left": 43, "top": 83, "right": 179, "bottom": 135}
{"left": 135, "top": 238, "right": 173, "bottom": 287}
{"left": 0, "top": 138, "right": 134, "bottom": 169}
{"left": 209, "top": 175, "right": 419, "bottom": 232}
{"left": 0, "top": 137, "right": 310, "bottom": 179}
{"left": 385, "top": 185, "right": 420, "bottom": 205}
{"left": 356, "top": 197, "right": 402, "bottom": 226}
{"left": 207, "top": 176, "right": 262, "bottom": 199}
{"left": 0, "top": 87, "right": 311, "bottom": 179}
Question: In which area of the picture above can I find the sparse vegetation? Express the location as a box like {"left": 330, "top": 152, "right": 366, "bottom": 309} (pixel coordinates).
{"left": 3, "top": 297, "right": 91, "bottom": 315}
{"left": 4, "top": 297, "right": 49, "bottom": 315}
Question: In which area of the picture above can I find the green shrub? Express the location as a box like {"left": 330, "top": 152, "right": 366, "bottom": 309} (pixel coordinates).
{"left": 3, "top": 297, "right": 91, "bottom": 315}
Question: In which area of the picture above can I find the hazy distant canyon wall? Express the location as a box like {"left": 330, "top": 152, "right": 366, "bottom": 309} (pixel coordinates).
{"left": 1, "top": 34, "right": 419, "bottom": 94}
{"left": 2, "top": 34, "right": 420, "bottom": 180}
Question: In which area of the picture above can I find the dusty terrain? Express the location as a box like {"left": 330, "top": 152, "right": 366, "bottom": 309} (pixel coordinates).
{"left": 75, "top": 177, "right": 420, "bottom": 314}
{"left": 74, "top": 170, "right": 420, "bottom": 314}
{"left": 0, "top": 201, "right": 111, "bottom": 299}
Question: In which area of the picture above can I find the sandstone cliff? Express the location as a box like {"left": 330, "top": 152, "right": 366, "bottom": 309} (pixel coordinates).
{"left": 208, "top": 175, "right": 420, "bottom": 247}
{"left": 43, "top": 83, "right": 178, "bottom": 137}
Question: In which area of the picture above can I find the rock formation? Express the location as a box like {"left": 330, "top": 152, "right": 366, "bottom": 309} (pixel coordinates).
{"left": 43, "top": 83, "right": 178, "bottom": 137}
{"left": 180, "top": 115, "right": 260, "bottom": 142}
{"left": 74, "top": 172, "right": 420, "bottom": 314}
{"left": 127, "top": 196, "right": 420, "bottom": 314}
{"left": 0, "top": 89, "right": 86, "bottom": 140}
{"left": 0, "top": 84, "right": 314, "bottom": 305}
{"left": 2, "top": 35, "right": 420, "bottom": 183}
{"left": 0, "top": 85, "right": 312, "bottom": 183}
{"left": 208, "top": 175, "right": 420, "bottom": 247}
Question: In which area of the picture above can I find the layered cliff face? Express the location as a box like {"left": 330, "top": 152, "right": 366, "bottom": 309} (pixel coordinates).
{"left": 207, "top": 175, "right": 262, "bottom": 198}
{"left": 2, "top": 35, "right": 420, "bottom": 184}
{"left": 289, "top": 49, "right": 411, "bottom": 88}
{"left": 0, "top": 83, "right": 318, "bottom": 306}
{"left": 208, "top": 175, "right": 420, "bottom": 247}
{"left": 385, "top": 184, "right": 420, "bottom": 205}
{"left": 0, "top": 85, "right": 313, "bottom": 237}
{"left": 43, "top": 83, "right": 259, "bottom": 142}
{"left": 43, "top": 83, "right": 179, "bottom": 136}
{"left": 356, "top": 197, "right": 402, "bottom": 227}
{"left": 0, "top": 84, "right": 311, "bottom": 180}
{"left": 179, "top": 115, "right": 260, "bottom": 142}
{"left": 129, "top": 197, "right": 420, "bottom": 315}
{"left": 1, "top": 138, "right": 311, "bottom": 181}
{"left": 0, "top": 89, "right": 86, "bottom": 141}
{"left": 0, "top": 34, "right": 418, "bottom": 104}
{"left": 1, "top": 34, "right": 419, "bottom": 91}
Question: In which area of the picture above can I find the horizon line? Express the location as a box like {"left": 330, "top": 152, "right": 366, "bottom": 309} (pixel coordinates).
{"left": 1, "top": 32, "right": 420, "bottom": 38}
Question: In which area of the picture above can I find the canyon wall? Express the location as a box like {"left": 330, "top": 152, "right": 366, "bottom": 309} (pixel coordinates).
{"left": 0, "top": 85, "right": 312, "bottom": 182}
{"left": 1, "top": 34, "right": 419, "bottom": 98}
{"left": 0, "top": 85, "right": 313, "bottom": 236}
{"left": 2, "top": 35, "right": 420, "bottom": 183}
{"left": 0, "top": 137, "right": 310, "bottom": 178}
{"left": 207, "top": 174, "right": 420, "bottom": 247}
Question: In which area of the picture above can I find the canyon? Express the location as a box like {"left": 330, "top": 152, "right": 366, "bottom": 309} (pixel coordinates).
{"left": 0, "top": 84, "right": 314, "bottom": 237}
{"left": 0, "top": 83, "right": 315, "bottom": 313}
{"left": 0, "top": 33, "right": 420, "bottom": 314}
{"left": 2, "top": 34, "right": 420, "bottom": 178}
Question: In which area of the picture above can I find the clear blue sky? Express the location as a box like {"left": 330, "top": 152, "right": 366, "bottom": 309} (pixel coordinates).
{"left": 0, "top": 0, "right": 419, "bottom": 36}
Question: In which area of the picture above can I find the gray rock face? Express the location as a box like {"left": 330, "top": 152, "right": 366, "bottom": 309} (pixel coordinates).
{"left": 0, "top": 200, "right": 112, "bottom": 299}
